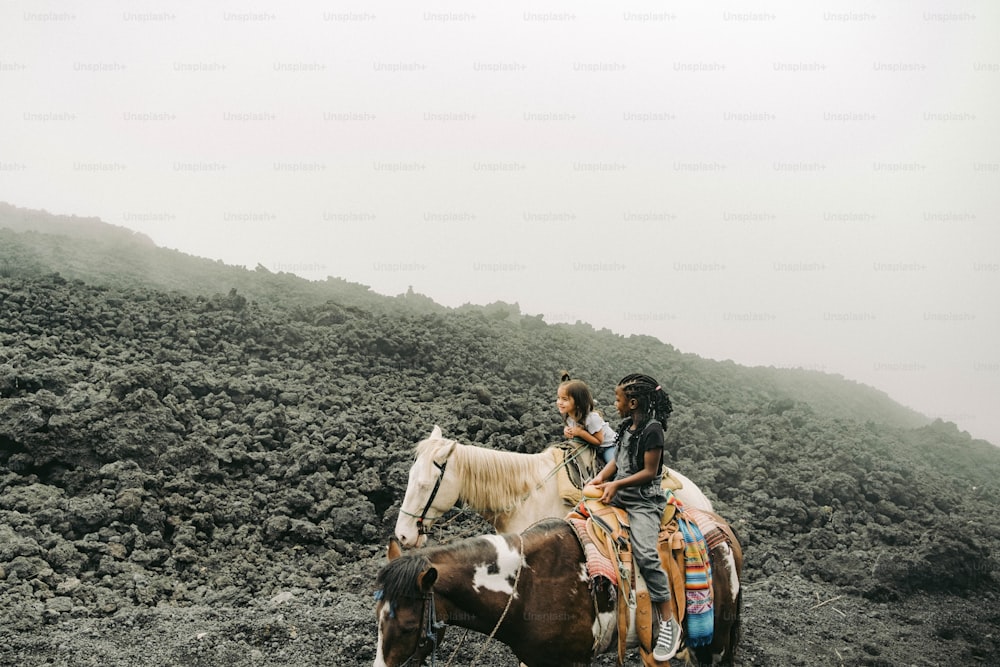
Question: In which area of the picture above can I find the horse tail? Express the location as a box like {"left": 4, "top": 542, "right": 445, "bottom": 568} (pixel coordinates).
{"left": 726, "top": 524, "right": 745, "bottom": 666}
{"left": 728, "top": 584, "right": 743, "bottom": 666}
{"left": 694, "top": 561, "right": 743, "bottom": 667}
{"left": 695, "top": 522, "right": 743, "bottom": 667}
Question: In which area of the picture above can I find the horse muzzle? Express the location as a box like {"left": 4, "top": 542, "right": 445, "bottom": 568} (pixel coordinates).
{"left": 394, "top": 530, "right": 428, "bottom": 549}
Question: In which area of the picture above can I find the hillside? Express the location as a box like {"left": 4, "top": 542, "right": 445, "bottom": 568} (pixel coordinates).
{"left": 0, "top": 203, "right": 936, "bottom": 433}
{"left": 0, "top": 207, "right": 998, "bottom": 665}
{"left": 0, "top": 202, "right": 443, "bottom": 317}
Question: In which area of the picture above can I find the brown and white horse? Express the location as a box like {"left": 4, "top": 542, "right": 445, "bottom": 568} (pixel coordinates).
{"left": 374, "top": 518, "right": 742, "bottom": 667}
{"left": 394, "top": 426, "right": 715, "bottom": 548}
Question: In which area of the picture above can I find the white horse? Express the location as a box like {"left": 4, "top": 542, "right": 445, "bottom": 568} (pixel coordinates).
{"left": 395, "top": 425, "right": 715, "bottom": 548}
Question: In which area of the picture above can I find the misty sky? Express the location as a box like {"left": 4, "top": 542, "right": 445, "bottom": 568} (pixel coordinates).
{"left": 2, "top": 2, "right": 999, "bottom": 445}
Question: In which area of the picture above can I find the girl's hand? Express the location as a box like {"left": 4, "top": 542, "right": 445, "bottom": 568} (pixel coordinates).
{"left": 563, "top": 425, "right": 576, "bottom": 439}
{"left": 596, "top": 480, "right": 618, "bottom": 504}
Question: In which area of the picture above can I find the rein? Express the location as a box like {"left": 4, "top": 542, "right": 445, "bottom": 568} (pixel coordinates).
{"left": 469, "top": 533, "right": 524, "bottom": 665}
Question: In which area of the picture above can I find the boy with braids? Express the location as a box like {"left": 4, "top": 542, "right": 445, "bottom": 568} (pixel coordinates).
{"left": 589, "top": 373, "right": 682, "bottom": 662}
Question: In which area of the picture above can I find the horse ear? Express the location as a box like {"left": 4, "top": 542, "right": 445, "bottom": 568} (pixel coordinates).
{"left": 430, "top": 425, "right": 443, "bottom": 439}
{"left": 441, "top": 440, "right": 456, "bottom": 459}
{"left": 387, "top": 538, "right": 403, "bottom": 561}
{"left": 417, "top": 566, "right": 438, "bottom": 593}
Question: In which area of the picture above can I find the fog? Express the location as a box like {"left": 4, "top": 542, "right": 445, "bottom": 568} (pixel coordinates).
{"left": 2, "top": 2, "right": 998, "bottom": 444}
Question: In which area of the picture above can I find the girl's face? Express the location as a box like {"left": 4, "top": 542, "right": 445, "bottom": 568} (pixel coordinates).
{"left": 614, "top": 386, "right": 633, "bottom": 417}
{"left": 556, "top": 386, "right": 575, "bottom": 416}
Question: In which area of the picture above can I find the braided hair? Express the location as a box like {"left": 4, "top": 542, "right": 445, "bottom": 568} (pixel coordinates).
{"left": 615, "top": 373, "right": 673, "bottom": 472}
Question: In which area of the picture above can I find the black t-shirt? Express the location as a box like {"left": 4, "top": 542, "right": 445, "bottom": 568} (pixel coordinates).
{"left": 612, "top": 418, "right": 665, "bottom": 480}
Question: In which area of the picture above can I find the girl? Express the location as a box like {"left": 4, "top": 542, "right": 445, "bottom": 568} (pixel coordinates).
{"left": 556, "top": 373, "right": 616, "bottom": 465}
{"left": 589, "top": 373, "right": 681, "bottom": 662}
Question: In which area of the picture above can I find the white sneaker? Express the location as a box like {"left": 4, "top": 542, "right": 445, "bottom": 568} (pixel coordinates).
{"left": 653, "top": 618, "right": 681, "bottom": 662}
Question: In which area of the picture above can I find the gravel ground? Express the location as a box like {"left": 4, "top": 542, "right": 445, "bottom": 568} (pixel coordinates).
{"left": 1, "top": 275, "right": 997, "bottom": 667}
{"left": 3, "top": 555, "right": 996, "bottom": 667}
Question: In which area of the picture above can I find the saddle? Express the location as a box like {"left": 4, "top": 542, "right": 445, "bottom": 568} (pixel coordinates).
{"left": 567, "top": 489, "right": 697, "bottom": 667}
{"left": 552, "top": 443, "right": 684, "bottom": 506}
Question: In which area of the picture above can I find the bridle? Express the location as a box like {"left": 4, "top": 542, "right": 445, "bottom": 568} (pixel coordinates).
{"left": 384, "top": 534, "right": 525, "bottom": 667}
{"left": 398, "top": 459, "right": 449, "bottom": 536}
{"left": 396, "top": 590, "right": 444, "bottom": 667}
{"left": 373, "top": 584, "right": 443, "bottom": 667}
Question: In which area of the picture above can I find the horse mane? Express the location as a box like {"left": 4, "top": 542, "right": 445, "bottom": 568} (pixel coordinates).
{"left": 415, "top": 437, "right": 548, "bottom": 515}
{"left": 376, "top": 552, "right": 431, "bottom": 602}
{"left": 377, "top": 536, "right": 508, "bottom": 601}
